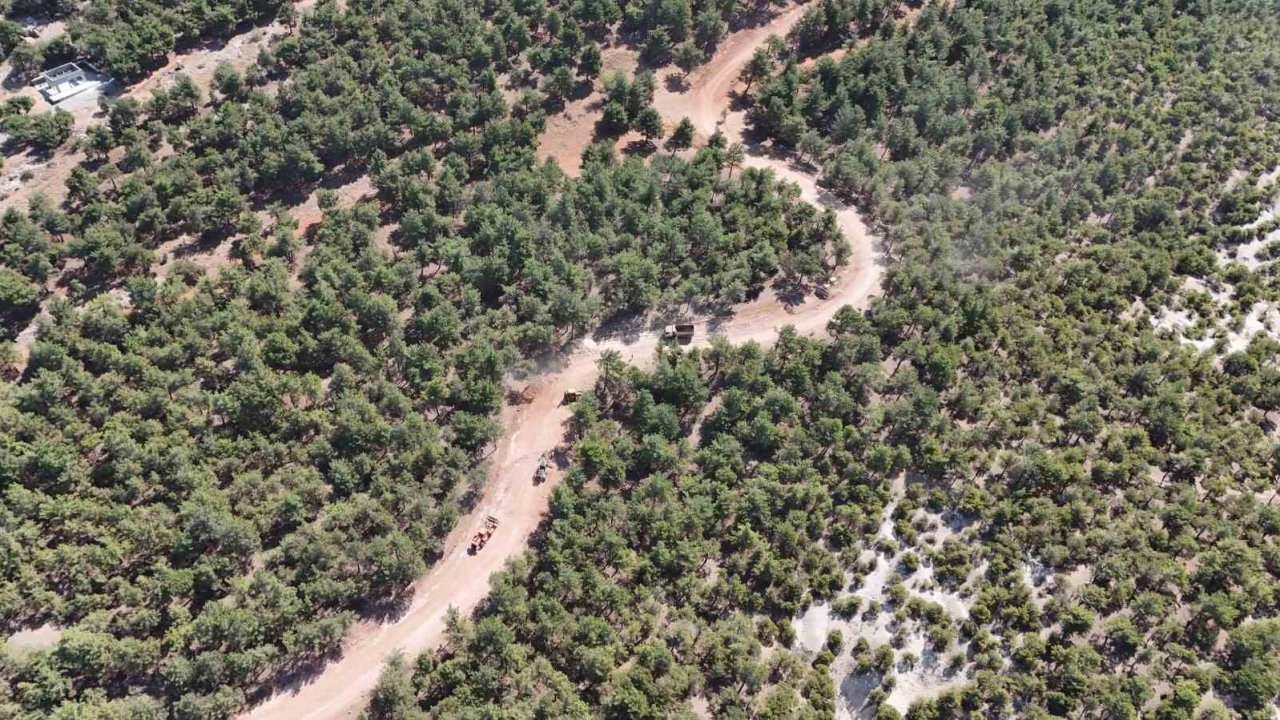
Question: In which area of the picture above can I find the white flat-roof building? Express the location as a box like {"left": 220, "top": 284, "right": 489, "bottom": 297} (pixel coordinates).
{"left": 33, "top": 61, "right": 110, "bottom": 104}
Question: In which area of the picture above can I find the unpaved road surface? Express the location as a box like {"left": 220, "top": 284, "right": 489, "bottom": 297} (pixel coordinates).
{"left": 245, "top": 4, "right": 884, "bottom": 718}
{"left": 652, "top": 2, "right": 810, "bottom": 141}
{"left": 540, "top": 2, "right": 810, "bottom": 176}
{"left": 248, "top": 181, "right": 880, "bottom": 720}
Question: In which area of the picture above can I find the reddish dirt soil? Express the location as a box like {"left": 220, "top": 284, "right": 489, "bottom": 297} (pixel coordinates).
{"left": 247, "top": 172, "right": 881, "bottom": 720}
{"left": 10, "top": 4, "right": 885, "bottom": 717}
{"left": 539, "top": 3, "right": 811, "bottom": 177}
{"left": 652, "top": 3, "right": 810, "bottom": 140}
{"left": 534, "top": 46, "right": 639, "bottom": 175}
{"left": 800, "top": 47, "right": 848, "bottom": 69}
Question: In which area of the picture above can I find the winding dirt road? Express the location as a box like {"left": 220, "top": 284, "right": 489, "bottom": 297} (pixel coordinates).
{"left": 653, "top": 2, "right": 809, "bottom": 140}
{"left": 246, "top": 5, "right": 883, "bottom": 718}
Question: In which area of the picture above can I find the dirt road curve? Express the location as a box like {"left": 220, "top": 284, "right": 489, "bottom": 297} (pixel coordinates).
{"left": 246, "top": 193, "right": 880, "bottom": 720}
{"left": 246, "top": 4, "right": 884, "bottom": 718}
{"left": 653, "top": 3, "right": 810, "bottom": 140}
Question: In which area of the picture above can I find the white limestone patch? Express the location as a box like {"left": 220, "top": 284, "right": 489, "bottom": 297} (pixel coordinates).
{"left": 1154, "top": 190, "right": 1279, "bottom": 356}
{"left": 795, "top": 602, "right": 838, "bottom": 653}
{"left": 910, "top": 567, "right": 971, "bottom": 622}
{"left": 1258, "top": 164, "right": 1280, "bottom": 189}
{"left": 791, "top": 474, "right": 981, "bottom": 719}
{"left": 883, "top": 638, "right": 971, "bottom": 714}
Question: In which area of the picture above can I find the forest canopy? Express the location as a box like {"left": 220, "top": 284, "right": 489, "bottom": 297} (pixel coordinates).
{"left": 367, "top": 0, "right": 1280, "bottom": 716}
{"left": 0, "top": 1, "right": 847, "bottom": 716}
{"left": 1, "top": 0, "right": 1280, "bottom": 717}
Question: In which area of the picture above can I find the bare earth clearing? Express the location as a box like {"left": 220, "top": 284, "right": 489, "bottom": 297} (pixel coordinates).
{"left": 246, "top": 5, "right": 886, "bottom": 719}
{"left": 534, "top": 45, "right": 640, "bottom": 174}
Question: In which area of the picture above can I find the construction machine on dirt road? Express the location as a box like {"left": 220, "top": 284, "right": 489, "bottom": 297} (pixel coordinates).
{"left": 662, "top": 322, "right": 695, "bottom": 344}
{"left": 534, "top": 456, "right": 550, "bottom": 484}
{"left": 469, "top": 515, "right": 499, "bottom": 554}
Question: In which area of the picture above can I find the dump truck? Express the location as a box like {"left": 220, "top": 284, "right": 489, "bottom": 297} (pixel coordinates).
{"left": 562, "top": 388, "right": 580, "bottom": 404}
{"left": 662, "top": 322, "right": 695, "bottom": 344}
{"left": 469, "top": 515, "right": 499, "bottom": 554}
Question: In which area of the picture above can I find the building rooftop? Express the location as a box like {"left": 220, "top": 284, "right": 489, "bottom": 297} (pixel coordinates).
{"left": 32, "top": 61, "right": 111, "bottom": 104}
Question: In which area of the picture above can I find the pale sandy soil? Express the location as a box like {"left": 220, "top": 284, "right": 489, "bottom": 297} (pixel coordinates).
{"left": 689, "top": 695, "right": 713, "bottom": 719}
{"left": 1223, "top": 167, "right": 1250, "bottom": 192}
{"left": 1154, "top": 190, "right": 1279, "bottom": 356}
{"left": 910, "top": 566, "right": 972, "bottom": 622}
{"left": 5, "top": 622, "right": 62, "bottom": 652}
{"left": 792, "top": 475, "right": 977, "bottom": 718}
{"left": 1178, "top": 129, "right": 1195, "bottom": 153}
{"left": 882, "top": 658, "right": 969, "bottom": 715}
{"left": 245, "top": 10, "right": 882, "bottom": 716}
{"left": 1021, "top": 558, "right": 1053, "bottom": 610}
{"left": 128, "top": 29, "right": 281, "bottom": 97}
{"left": 12, "top": 16, "right": 66, "bottom": 43}
{"left": 0, "top": 146, "right": 83, "bottom": 207}
{"left": 1240, "top": 193, "right": 1280, "bottom": 231}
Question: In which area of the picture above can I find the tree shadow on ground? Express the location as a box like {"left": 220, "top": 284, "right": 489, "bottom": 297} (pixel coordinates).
{"left": 621, "top": 138, "right": 656, "bottom": 158}
{"left": 0, "top": 305, "right": 38, "bottom": 343}
{"left": 592, "top": 308, "right": 650, "bottom": 345}
{"left": 770, "top": 274, "right": 811, "bottom": 310}
{"left": 353, "top": 587, "right": 418, "bottom": 625}
{"left": 245, "top": 649, "right": 347, "bottom": 708}
{"left": 839, "top": 671, "right": 883, "bottom": 718}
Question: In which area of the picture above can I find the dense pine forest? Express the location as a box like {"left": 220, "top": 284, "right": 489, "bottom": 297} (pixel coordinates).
{"left": 366, "top": 0, "right": 1280, "bottom": 718}
{"left": 0, "top": 0, "right": 1278, "bottom": 717}
{"left": 0, "top": 0, "right": 846, "bottom": 717}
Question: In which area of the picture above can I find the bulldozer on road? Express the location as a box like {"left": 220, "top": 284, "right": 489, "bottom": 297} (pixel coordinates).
{"left": 662, "top": 323, "right": 695, "bottom": 344}
{"left": 469, "top": 515, "right": 499, "bottom": 554}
